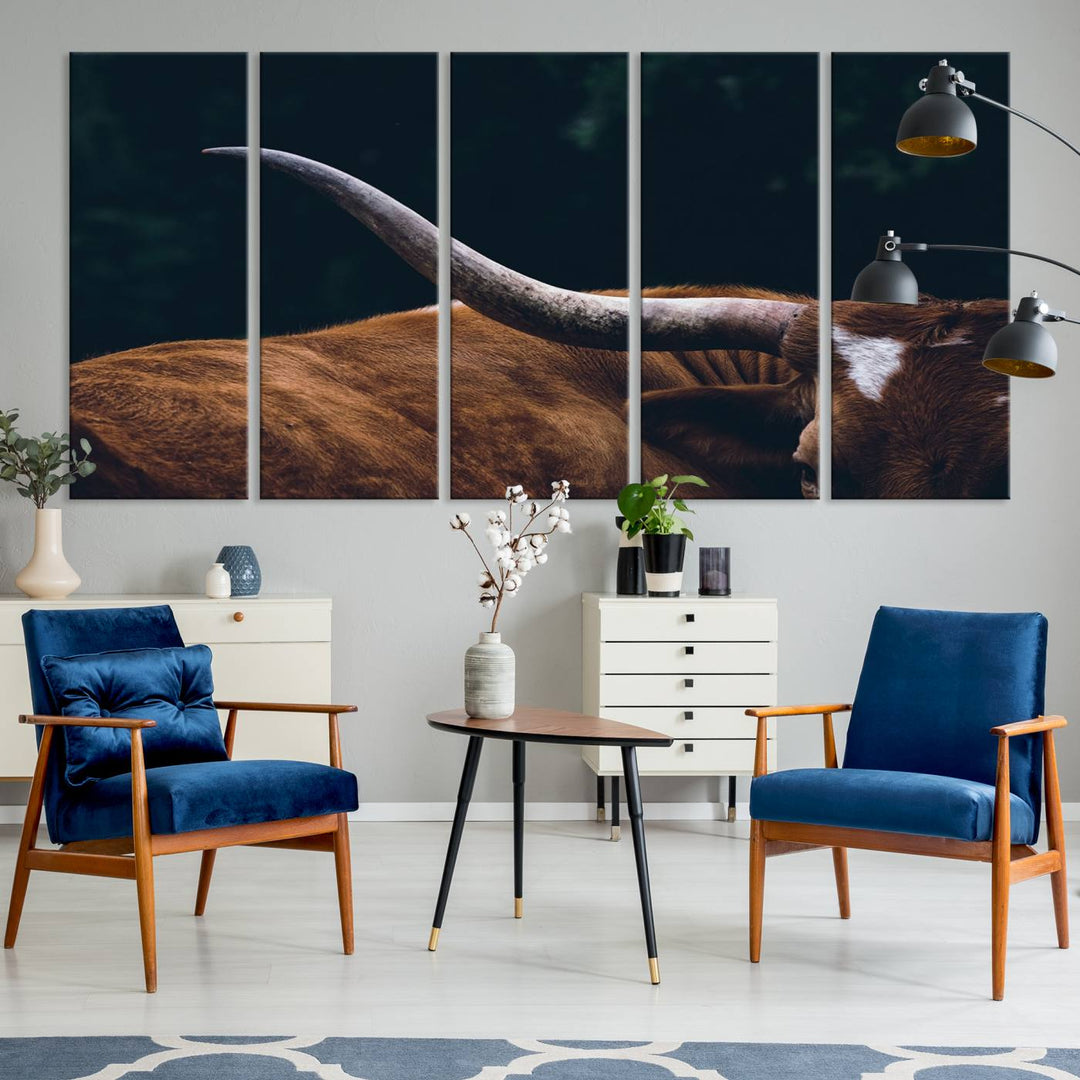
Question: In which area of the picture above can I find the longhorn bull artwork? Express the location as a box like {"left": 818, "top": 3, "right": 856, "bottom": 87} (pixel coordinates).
{"left": 68, "top": 51, "right": 1012, "bottom": 501}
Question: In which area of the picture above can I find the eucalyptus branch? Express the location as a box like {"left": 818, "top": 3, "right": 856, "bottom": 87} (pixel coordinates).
{"left": 0, "top": 409, "right": 96, "bottom": 509}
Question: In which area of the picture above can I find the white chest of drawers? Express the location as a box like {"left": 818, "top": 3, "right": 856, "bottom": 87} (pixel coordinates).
{"left": 581, "top": 593, "right": 778, "bottom": 816}
{"left": 0, "top": 594, "right": 334, "bottom": 782}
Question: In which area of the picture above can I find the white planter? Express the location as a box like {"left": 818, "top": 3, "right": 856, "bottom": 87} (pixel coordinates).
{"left": 15, "top": 508, "right": 81, "bottom": 600}
{"left": 464, "top": 631, "right": 515, "bottom": 719}
{"left": 204, "top": 562, "right": 231, "bottom": 599}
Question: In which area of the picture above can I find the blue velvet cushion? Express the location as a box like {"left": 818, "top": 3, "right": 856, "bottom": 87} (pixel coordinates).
{"left": 51, "top": 759, "right": 359, "bottom": 843}
{"left": 40, "top": 645, "right": 228, "bottom": 786}
{"left": 750, "top": 767, "right": 1037, "bottom": 844}
{"left": 844, "top": 607, "right": 1047, "bottom": 832}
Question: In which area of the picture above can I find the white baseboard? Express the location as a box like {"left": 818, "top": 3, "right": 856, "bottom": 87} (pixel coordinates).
{"left": 3, "top": 801, "right": 1080, "bottom": 826}
{"left": 349, "top": 800, "right": 748, "bottom": 822}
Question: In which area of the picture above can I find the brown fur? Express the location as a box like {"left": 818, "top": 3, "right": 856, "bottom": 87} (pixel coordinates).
{"left": 69, "top": 288, "right": 1009, "bottom": 501}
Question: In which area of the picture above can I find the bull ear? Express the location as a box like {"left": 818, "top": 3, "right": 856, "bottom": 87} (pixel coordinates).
{"left": 642, "top": 379, "right": 817, "bottom": 499}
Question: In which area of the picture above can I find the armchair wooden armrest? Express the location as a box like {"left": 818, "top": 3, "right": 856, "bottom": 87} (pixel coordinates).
{"left": 213, "top": 702, "right": 357, "bottom": 768}
{"left": 745, "top": 703, "right": 852, "bottom": 719}
{"left": 990, "top": 715, "right": 1067, "bottom": 738}
{"left": 19, "top": 713, "right": 157, "bottom": 729}
{"left": 213, "top": 701, "right": 357, "bottom": 714}
{"left": 745, "top": 704, "right": 852, "bottom": 777}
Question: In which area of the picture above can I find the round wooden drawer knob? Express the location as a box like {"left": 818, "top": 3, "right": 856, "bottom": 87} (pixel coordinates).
{"left": 233, "top": 611, "right": 245, "bottom": 623}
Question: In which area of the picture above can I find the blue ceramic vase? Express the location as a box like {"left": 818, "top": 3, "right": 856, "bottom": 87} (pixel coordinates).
{"left": 216, "top": 545, "right": 262, "bottom": 597}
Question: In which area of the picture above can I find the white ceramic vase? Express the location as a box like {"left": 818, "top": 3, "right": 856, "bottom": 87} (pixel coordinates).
{"left": 464, "top": 631, "right": 516, "bottom": 719}
{"left": 204, "top": 562, "right": 231, "bottom": 599}
{"left": 15, "top": 508, "right": 81, "bottom": 599}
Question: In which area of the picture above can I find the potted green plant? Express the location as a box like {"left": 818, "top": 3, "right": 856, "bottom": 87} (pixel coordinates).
{"left": 617, "top": 474, "right": 707, "bottom": 596}
{"left": 0, "top": 409, "right": 96, "bottom": 599}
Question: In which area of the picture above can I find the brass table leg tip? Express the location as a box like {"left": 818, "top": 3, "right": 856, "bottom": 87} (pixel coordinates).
{"left": 596, "top": 808, "right": 605, "bottom": 822}
{"left": 427, "top": 927, "right": 440, "bottom": 951}
{"left": 610, "top": 826, "right": 621, "bottom": 842}
{"left": 514, "top": 897, "right": 523, "bottom": 919}
{"left": 648, "top": 957, "right": 660, "bottom": 984}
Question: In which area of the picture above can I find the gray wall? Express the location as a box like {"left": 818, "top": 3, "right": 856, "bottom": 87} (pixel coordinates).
{"left": 2, "top": 0, "right": 1079, "bottom": 807}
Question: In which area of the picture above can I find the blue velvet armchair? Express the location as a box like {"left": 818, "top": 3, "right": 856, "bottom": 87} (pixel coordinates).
{"left": 747, "top": 606, "right": 1068, "bottom": 1000}
{"left": 4, "top": 605, "right": 360, "bottom": 992}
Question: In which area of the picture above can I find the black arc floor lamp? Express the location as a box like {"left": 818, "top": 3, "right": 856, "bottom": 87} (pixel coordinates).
{"left": 851, "top": 59, "right": 1079, "bottom": 378}
{"left": 851, "top": 230, "right": 1080, "bottom": 377}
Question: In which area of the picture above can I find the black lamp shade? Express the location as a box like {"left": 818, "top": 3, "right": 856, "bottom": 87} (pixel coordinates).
{"left": 896, "top": 63, "right": 978, "bottom": 157}
{"left": 896, "top": 92, "right": 977, "bottom": 156}
{"left": 982, "top": 319, "right": 1058, "bottom": 378}
{"left": 850, "top": 255, "right": 919, "bottom": 304}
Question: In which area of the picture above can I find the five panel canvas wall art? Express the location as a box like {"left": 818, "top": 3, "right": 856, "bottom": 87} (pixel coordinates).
{"left": 66, "top": 51, "right": 1012, "bottom": 502}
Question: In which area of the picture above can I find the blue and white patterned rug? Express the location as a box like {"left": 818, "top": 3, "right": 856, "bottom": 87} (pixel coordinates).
{"left": 2, "top": 1038, "right": 1079, "bottom": 1079}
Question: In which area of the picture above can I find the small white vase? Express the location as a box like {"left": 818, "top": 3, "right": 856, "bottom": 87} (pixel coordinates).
{"left": 464, "top": 631, "right": 516, "bottom": 719}
{"left": 204, "top": 562, "right": 231, "bottom": 599}
{"left": 15, "top": 508, "right": 82, "bottom": 600}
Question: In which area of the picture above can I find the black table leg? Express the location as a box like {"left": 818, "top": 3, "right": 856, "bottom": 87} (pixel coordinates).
{"left": 728, "top": 775, "right": 738, "bottom": 823}
{"left": 429, "top": 735, "right": 484, "bottom": 951}
{"left": 513, "top": 740, "right": 525, "bottom": 918}
{"left": 610, "top": 775, "right": 621, "bottom": 841}
{"left": 596, "top": 774, "right": 606, "bottom": 822}
{"left": 621, "top": 744, "right": 660, "bottom": 984}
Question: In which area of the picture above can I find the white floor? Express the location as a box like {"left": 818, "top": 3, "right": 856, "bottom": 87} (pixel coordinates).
{"left": 1, "top": 819, "right": 1077, "bottom": 1046}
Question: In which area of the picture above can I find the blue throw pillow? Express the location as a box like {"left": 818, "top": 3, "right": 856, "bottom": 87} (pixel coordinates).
{"left": 40, "top": 644, "right": 228, "bottom": 786}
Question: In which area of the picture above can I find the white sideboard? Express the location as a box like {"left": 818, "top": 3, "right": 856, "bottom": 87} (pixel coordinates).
{"left": 582, "top": 593, "right": 778, "bottom": 823}
{"left": 0, "top": 594, "right": 334, "bottom": 781}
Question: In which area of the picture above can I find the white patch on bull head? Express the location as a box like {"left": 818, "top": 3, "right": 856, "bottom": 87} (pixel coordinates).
{"left": 995, "top": 394, "right": 1009, "bottom": 407}
{"left": 833, "top": 327, "right": 906, "bottom": 402}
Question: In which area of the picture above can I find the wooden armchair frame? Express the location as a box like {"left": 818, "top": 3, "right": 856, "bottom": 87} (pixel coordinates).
{"left": 747, "top": 703, "right": 1069, "bottom": 1001}
{"left": 4, "top": 700, "right": 358, "bottom": 993}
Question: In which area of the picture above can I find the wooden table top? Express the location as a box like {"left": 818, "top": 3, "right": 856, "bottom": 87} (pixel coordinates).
{"left": 427, "top": 707, "right": 673, "bottom": 747}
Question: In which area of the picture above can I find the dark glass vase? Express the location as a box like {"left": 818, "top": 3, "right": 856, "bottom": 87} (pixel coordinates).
{"left": 615, "top": 515, "right": 646, "bottom": 596}
{"left": 699, "top": 547, "right": 732, "bottom": 596}
{"left": 642, "top": 533, "right": 687, "bottom": 597}
{"left": 216, "top": 545, "right": 262, "bottom": 597}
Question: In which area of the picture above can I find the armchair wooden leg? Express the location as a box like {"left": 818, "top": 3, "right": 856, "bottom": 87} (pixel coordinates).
{"left": 1044, "top": 731, "right": 1069, "bottom": 949}
{"left": 832, "top": 847, "right": 851, "bottom": 919}
{"left": 131, "top": 731, "right": 157, "bottom": 993}
{"left": 749, "top": 819, "right": 765, "bottom": 962}
{"left": 333, "top": 813, "right": 354, "bottom": 955}
{"left": 194, "top": 850, "right": 216, "bottom": 916}
{"left": 5, "top": 726, "right": 52, "bottom": 950}
{"left": 991, "top": 736, "right": 1011, "bottom": 1001}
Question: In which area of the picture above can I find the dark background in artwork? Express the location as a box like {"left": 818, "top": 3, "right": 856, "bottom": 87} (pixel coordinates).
{"left": 451, "top": 53, "right": 628, "bottom": 292}
{"left": 832, "top": 52, "right": 1009, "bottom": 300}
{"left": 642, "top": 53, "right": 818, "bottom": 297}
{"left": 260, "top": 53, "right": 437, "bottom": 336}
{"left": 69, "top": 53, "right": 246, "bottom": 362}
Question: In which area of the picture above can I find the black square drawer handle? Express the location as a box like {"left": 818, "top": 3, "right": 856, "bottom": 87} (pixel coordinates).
{"left": 685, "top": 613, "right": 695, "bottom": 623}
{"left": 684, "top": 678, "right": 695, "bottom": 689}
{"left": 685, "top": 645, "right": 695, "bottom": 655}
{"left": 684, "top": 742, "right": 694, "bottom": 752}
{"left": 684, "top": 710, "right": 694, "bottom": 721}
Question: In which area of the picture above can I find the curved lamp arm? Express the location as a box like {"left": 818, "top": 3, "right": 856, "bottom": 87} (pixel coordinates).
{"left": 966, "top": 90, "right": 1080, "bottom": 161}
{"left": 897, "top": 241, "right": 1080, "bottom": 281}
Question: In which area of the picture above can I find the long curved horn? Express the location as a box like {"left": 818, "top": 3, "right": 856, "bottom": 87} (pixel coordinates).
{"left": 205, "top": 147, "right": 805, "bottom": 356}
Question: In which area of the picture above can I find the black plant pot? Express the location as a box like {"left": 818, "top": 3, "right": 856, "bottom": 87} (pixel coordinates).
{"left": 642, "top": 533, "right": 687, "bottom": 597}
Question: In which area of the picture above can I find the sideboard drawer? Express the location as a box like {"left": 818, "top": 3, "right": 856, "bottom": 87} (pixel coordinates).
{"left": 599, "top": 601, "right": 777, "bottom": 643}
{"left": 600, "top": 705, "right": 773, "bottom": 741}
{"left": 590, "top": 738, "right": 774, "bottom": 775}
{"left": 173, "top": 601, "right": 330, "bottom": 645}
{"left": 600, "top": 673, "right": 777, "bottom": 708}
{"left": 601, "top": 641, "right": 776, "bottom": 675}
